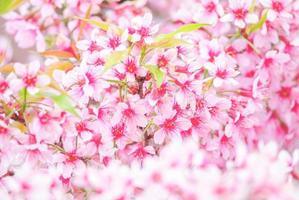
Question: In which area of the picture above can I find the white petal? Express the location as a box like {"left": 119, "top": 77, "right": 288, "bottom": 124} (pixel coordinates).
{"left": 37, "top": 75, "right": 51, "bottom": 86}
{"left": 259, "top": 0, "right": 272, "bottom": 7}
{"left": 143, "top": 13, "right": 153, "bottom": 26}
{"left": 245, "top": 14, "right": 258, "bottom": 24}
{"left": 9, "top": 79, "right": 23, "bottom": 92}
{"left": 267, "top": 10, "right": 277, "bottom": 21}
{"left": 220, "top": 14, "right": 234, "bottom": 22}
{"left": 14, "top": 63, "right": 27, "bottom": 77}
{"left": 235, "top": 19, "right": 245, "bottom": 28}
{"left": 76, "top": 40, "right": 90, "bottom": 50}
{"left": 28, "top": 61, "right": 40, "bottom": 75}
{"left": 291, "top": 37, "right": 299, "bottom": 46}
{"left": 131, "top": 34, "right": 141, "bottom": 42}
{"left": 27, "top": 87, "right": 39, "bottom": 95}
{"left": 213, "top": 77, "right": 224, "bottom": 87}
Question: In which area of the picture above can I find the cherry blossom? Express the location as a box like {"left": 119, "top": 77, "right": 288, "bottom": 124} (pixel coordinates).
{"left": 130, "top": 12, "right": 159, "bottom": 44}
{"left": 221, "top": 0, "right": 259, "bottom": 28}
{"left": 154, "top": 110, "right": 191, "bottom": 144}
{"left": 259, "top": 0, "right": 294, "bottom": 21}
{"left": 9, "top": 61, "right": 50, "bottom": 95}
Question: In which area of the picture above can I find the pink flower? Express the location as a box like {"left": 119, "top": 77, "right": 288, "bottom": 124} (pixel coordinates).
{"left": 189, "top": 113, "right": 211, "bottom": 143}
{"left": 10, "top": 61, "right": 50, "bottom": 95}
{"left": 111, "top": 97, "right": 148, "bottom": 134}
{"left": 131, "top": 13, "right": 159, "bottom": 44}
{"left": 154, "top": 110, "right": 191, "bottom": 144}
{"left": 63, "top": 65, "right": 109, "bottom": 105}
{"left": 84, "top": 50, "right": 108, "bottom": 68}
{"left": 151, "top": 49, "right": 177, "bottom": 69}
{"left": 205, "top": 94, "right": 232, "bottom": 130}
{"left": 30, "top": 112, "right": 63, "bottom": 144}
{"left": 257, "top": 50, "right": 290, "bottom": 83}
{"left": 172, "top": 74, "right": 202, "bottom": 109}
{"left": 5, "top": 20, "right": 46, "bottom": 51}
{"left": 259, "top": 0, "right": 293, "bottom": 21}
{"left": 77, "top": 29, "right": 102, "bottom": 53}
{"left": 97, "top": 28, "right": 128, "bottom": 52}
{"left": 194, "top": 0, "right": 224, "bottom": 25}
{"left": 221, "top": 0, "right": 259, "bottom": 28}
{"left": 129, "top": 143, "right": 155, "bottom": 159}
{"left": 205, "top": 53, "right": 239, "bottom": 87}
{"left": 116, "top": 57, "right": 147, "bottom": 81}
{"left": 0, "top": 73, "right": 14, "bottom": 101}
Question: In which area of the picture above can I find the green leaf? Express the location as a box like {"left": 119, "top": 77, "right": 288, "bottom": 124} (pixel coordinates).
{"left": 0, "top": 0, "right": 24, "bottom": 15}
{"left": 144, "top": 65, "right": 165, "bottom": 87}
{"left": 38, "top": 92, "right": 79, "bottom": 117}
{"left": 155, "top": 23, "right": 209, "bottom": 41}
{"left": 45, "top": 35, "right": 56, "bottom": 48}
{"left": 249, "top": 0, "right": 256, "bottom": 13}
{"left": 148, "top": 38, "right": 189, "bottom": 49}
{"left": 103, "top": 50, "right": 128, "bottom": 73}
{"left": 246, "top": 10, "right": 268, "bottom": 34}
{"left": 75, "top": 17, "right": 110, "bottom": 31}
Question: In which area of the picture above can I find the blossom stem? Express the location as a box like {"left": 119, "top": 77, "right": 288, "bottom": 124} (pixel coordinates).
{"left": 21, "top": 88, "right": 27, "bottom": 113}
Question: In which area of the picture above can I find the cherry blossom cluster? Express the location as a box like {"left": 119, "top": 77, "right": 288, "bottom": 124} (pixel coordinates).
{"left": 1, "top": 0, "right": 299, "bottom": 199}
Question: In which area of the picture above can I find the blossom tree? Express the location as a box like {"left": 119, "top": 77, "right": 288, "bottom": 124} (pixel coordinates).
{"left": 0, "top": 0, "right": 299, "bottom": 199}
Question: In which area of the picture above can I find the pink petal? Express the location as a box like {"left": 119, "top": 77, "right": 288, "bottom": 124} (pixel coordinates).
{"left": 176, "top": 118, "right": 192, "bottom": 130}
{"left": 154, "top": 129, "right": 166, "bottom": 144}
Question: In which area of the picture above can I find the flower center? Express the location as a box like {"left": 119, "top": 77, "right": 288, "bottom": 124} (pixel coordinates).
{"left": 132, "top": 147, "right": 147, "bottom": 158}
{"left": 88, "top": 41, "right": 101, "bottom": 53}
{"left": 108, "top": 36, "right": 121, "bottom": 50}
{"left": 190, "top": 117, "right": 202, "bottom": 127}
{"left": 278, "top": 87, "right": 291, "bottom": 98}
{"left": 163, "top": 118, "right": 176, "bottom": 131}
{"left": 94, "top": 58, "right": 105, "bottom": 66}
{"left": 205, "top": 2, "right": 216, "bottom": 13}
{"left": 233, "top": 8, "right": 247, "bottom": 19}
{"left": 75, "top": 122, "right": 88, "bottom": 133}
{"left": 272, "top": 1, "right": 284, "bottom": 12}
{"left": 67, "top": 153, "right": 78, "bottom": 163}
{"left": 216, "top": 69, "right": 228, "bottom": 79}
{"left": 23, "top": 75, "right": 37, "bottom": 87}
{"left": 157, "top": 56, "right": 168, "bottom": 68}
{"left": 209, "top": 106, "right": 218, "bottom": 116}
{"left": 39, "top": 113, "right": 51, "bottom": 125}
{"left": 0, "top": 81, "right": 8, "bottom": 93}
{"left": 0, "top": 125, "right": 8, "bottom": 135}
{"left": 126, "top": 59, "right": 137, "bottom": 73}
{"left": 112, "top": 124, "right": 125, "bottom": 139}
{"left": 264, "top": 58, "right": 273, "bottom": 67}
{"left": 138, "top": 27, "right": 150, "bottom": 37}
{"left": 123, "top": 108, "right": 135, "bottom": 118}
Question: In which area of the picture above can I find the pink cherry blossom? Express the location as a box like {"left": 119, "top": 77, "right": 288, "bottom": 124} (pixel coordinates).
{"left": 259, "top": 0, "right": 293, "bottom": 21}
{"left": 130, "top": 13, "right": 159, "bottom": 44}
{"left": 154, "top": 110, "right": 191, "bottom": 144}
{"left": 10, "top": 61, "right": 50, "bottom": 94}
{"left": 221, "top": 0, "right": 259, "bottom": 28}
